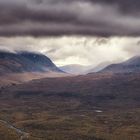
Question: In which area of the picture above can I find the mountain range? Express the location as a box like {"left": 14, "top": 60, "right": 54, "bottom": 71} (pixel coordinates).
{"left": 0, "top": 51, "right": 140, "bottom": 140}
{"left": 60, "top": 56, "right": 140, "bottom": 74}
{"left": 1, "top": 50, "right": 140, "bottom": 76}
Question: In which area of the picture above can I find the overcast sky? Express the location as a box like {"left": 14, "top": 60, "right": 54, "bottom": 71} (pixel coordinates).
{"left": 0, "top": 0, "right": 140, "bottom": 36}
{"left": 0, "top": 0, "right": 140, "bottom": 66}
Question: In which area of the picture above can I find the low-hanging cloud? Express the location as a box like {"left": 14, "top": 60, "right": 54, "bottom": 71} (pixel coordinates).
{"left": 0, "top": 0, "right": 140, "bottom": 36}
{"left": 0, "top": 36, "right": 140, "bottom": 66}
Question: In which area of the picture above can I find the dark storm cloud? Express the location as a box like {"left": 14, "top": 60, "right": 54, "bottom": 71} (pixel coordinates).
{"left": 0, "top": 0, "right": 140, "bottom": 36}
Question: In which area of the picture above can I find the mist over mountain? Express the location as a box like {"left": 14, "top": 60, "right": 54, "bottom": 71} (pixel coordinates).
{"left": 87, "top": 61, "right": 111, "bottom": 73}
{"left": 59, "top": 64, "right": 92, "bottom": 74}
{"left": 60, "top": 62, "right": 111, "bottom": 75}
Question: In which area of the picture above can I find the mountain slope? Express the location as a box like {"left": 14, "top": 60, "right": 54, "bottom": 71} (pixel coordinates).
{"left": 0, "top": 51, "right": 62, "bottom": 74}
{"left": 19, "top": 51, "right": 62, "bottom": 72}
{"left": 5, "top": 72, "right": 140, "bottom": 108}
{"left": 100, "top": 56, "right": 140, "bottom": 73}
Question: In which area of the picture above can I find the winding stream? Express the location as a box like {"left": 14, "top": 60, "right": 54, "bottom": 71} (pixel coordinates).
{"left": 0, "top": 119, "right": 29, "bottom": 140}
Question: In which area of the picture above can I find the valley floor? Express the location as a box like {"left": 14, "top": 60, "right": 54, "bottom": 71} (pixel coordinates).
{"left": 0, "top": 73, "right": 140, "bottom": 140}
{"left": 0, "top": 107, "right": 139, "bottom": 140}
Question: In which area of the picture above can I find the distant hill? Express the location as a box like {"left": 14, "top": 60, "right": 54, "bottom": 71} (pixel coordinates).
{"left": 100, "top": 56, "right": 140, "bottom": 73}
{"left": 0, "top": 51, "right": 62, "bottom": 74}
{"left": 59, "top": 64, "right": 92, "bottom": 74}
{"left": 60, "top": 62, "right": 112, "bottom": 75}
{"left": 87, "top": 61, "right": 111, "bottom": 73}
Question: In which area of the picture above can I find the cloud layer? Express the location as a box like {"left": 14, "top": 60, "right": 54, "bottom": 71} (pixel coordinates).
{"left": 0, "top": 36, "right": 140, "bottom": 66}
{"left": 0, "top": 0, "right": 140, "bottom": 36}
